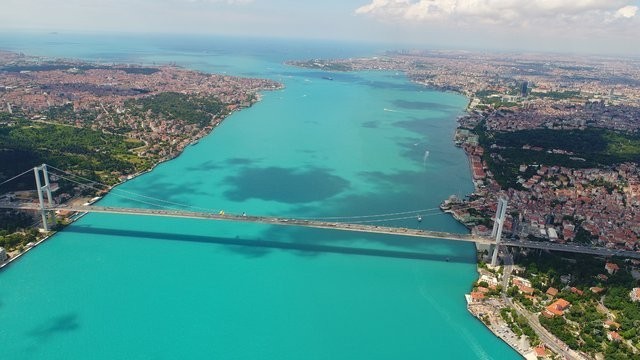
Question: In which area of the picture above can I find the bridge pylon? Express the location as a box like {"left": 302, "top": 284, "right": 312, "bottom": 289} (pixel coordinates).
{"left": 490, "top": 197, "right": 508, "bottom": 266}
{"left": 33, "top": 164, "right": 56, "bottom": 231}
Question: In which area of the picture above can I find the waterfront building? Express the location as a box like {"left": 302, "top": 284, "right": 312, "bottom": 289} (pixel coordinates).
{"left": 533, "top": 345, "right": 546, "bottom": 358}
{"left": 470, "top": 292, "right": 485, "bottom": 303}
{"left": 0, "top": 247, "right": 7, "bottom": 262}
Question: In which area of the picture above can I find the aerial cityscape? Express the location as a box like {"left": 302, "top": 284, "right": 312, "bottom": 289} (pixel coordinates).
{"left": 1, "top": 1, "right": 640, "bottom": 359}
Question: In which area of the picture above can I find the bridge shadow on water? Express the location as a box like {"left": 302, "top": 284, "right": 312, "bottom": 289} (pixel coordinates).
{"left": 65, "top": 226, "right": 474, "bottom": 264}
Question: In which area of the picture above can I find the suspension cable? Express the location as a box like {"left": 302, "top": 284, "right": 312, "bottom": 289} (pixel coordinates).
{"left": 55, "top": 174, "right": 184, "bottom": 211}
{"left": 48, "top": 165, "right": 472, "bottom": 221}
{"left": 346, "top": 211, "right": 449, "bottom": 224}
{"left": 48, "top": 166, "right": 213, "bottom": 212}
{"left": 0, "top": 168, "right": 35, "bottom": 187}
{"left": 301, "top": 207, "right": 444, "bottom": 221}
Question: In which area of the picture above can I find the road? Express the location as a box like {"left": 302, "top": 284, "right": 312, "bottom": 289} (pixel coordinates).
{"left": 506, "top": 299, "right": 587, "bottom": 360}
{"left": 1, "top": 203, "right": 493, "bottom": 244}
{"left": 3, "top": 203, "right": 640, "bottom": 259}
{"left": 503, "top": 239, "right": 640, "bottom": 259}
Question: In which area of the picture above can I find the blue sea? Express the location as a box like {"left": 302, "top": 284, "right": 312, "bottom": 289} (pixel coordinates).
{"left": 0, "top": 32, "right": 520, "bottom": 359}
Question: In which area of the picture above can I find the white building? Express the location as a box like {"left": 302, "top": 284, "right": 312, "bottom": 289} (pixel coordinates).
{"left": 0, "top": 247, "right": 7, "bottom": 263}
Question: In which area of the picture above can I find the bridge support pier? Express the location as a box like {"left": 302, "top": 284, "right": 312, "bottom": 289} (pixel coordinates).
{"left": 34, "top": 164, "right": 55, "bottom": 231}
{"left": 490, "top": 197, "right": 508, "bottom": 267}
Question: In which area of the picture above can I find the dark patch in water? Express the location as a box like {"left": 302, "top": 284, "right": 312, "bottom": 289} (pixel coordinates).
{"left": 393, "top": 100, "right": 456, "bottom": 111}
{"left": 113, "top": 178, "right": 206, "bottom": 208}
{"left": 226, "top": 158, "right": 259, "bottom": 165}
{"left": 186, "top": 160, "right": 223, "bottom": 172}
{"left": 224, "top": 167, "right": 349, "bottom": 203}
{"left": 28, "top": 313, "right": 79, "bottom": 340}
{"left": 362, "top": 121, "right": 379, "bottom": 128}
{"left": 186, "top": 158, "right": 260, "bottom": 171}
{"left": 64, "top": 226, "right": 471, "bottom": 263}
{"left": 362, "top": 81, "right": 420, "bottom": 92}
{"left": 394, "top": 117, "right": 435, "bottom": 135}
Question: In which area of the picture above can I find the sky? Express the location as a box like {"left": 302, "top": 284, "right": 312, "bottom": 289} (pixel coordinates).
{"left": 1, "top": 0, "right": 639, "bottom": 55}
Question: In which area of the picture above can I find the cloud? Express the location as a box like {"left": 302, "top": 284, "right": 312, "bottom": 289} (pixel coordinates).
{"left": 355, "top": 0, "right": 639, "bottom": 26}
{"left": 615, "top": 5, "right": 638, "bottom": 18}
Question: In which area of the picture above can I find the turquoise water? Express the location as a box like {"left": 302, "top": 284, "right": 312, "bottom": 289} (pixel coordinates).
{"left": 0, "top": 34, "right": 519, "bottom": 359}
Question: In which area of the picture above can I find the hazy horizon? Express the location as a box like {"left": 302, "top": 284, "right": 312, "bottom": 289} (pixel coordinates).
{"left": 1, "top": 0, "right": 639, "bottom": 57}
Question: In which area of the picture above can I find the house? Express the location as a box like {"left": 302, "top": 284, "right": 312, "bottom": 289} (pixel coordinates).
{"left": 596, "top": 274, "right": 609, "bottom": 282}
{"left": 470, "top": 292, "right": 485, "bottom": 303}
{"left": 607, "top": 331, "right": 623, "bottom": 342}
{"left": 479, "top": 274, "right": 499, "bottom": 286}
{"left": 590, "top": 287, "right": 604, "bottom": 294}
{"left": 517, "top": 283, "right": 535, "bottom": 295}
{"left": 631, "top": 288, "right": 640, "bottom": 302}
{"left": 605, "top": 262, "right": 620, "bottom": 275}
{"left": 604, "top": 320, "right": 621, "bottom": 330}
{"left": 513, "top": 277, "right": 532, "bottom": 288}
{"left": 534, "top": 345, "right": 546, "bottom": 358}
{"left": 546, "top": 287, "right": 559, "bottom": 297}
{"left": 570, "top": 287, "right": 584, "bottom": 296}
{"left": 544, "top": 298, "right": 571, "bottom": 317}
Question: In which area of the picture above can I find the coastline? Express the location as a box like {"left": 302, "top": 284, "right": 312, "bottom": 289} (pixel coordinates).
{"left": 0, "top": 84, "right": 279, "bottom": 271}
{"left": 451, "top": 101, "right": 534, "bottom": 359}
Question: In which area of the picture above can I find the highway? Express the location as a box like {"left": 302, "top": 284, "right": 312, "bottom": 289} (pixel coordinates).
{"left": 502, "top": 239, "right": 640, "bottom": 259}
{"left": 3, "top": 204, "right": 493, "bottom": 244}
{"left": 3, "top": 203, "right": 640, "bottom": 260}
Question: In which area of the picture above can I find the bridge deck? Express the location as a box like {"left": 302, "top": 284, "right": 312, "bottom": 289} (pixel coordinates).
{"left": 3, "top": 204, "right": 640, "bottom": 259}
{"left": 5, "top": 204, "right": 493, "bottom": 244}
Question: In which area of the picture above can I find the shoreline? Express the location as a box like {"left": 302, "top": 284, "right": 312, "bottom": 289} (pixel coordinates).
{"left": 465, "top": 268, "right": 534, "bottom": 359}
{"left": 0, "top": 86, "right": 278, "bottom": 271}
{"left": 451, "top": 100, "right": 534, "bottom": 359}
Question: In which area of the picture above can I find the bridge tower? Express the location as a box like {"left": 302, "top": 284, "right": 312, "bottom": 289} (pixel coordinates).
{"left": 490, "top": 197, "right": 508, "bottom": 266}
{"left": 33, "top": 164, "right": 56, "bottom": 231}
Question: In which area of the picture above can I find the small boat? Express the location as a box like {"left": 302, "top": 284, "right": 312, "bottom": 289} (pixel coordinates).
{"left": 322, "top": 76, "right": 334, "bottom": 81}
{"left": 417, "top": 216, "right": 422, "bottom": 222}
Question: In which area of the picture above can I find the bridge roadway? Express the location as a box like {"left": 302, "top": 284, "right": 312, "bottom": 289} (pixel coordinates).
{"left": 501, "top": 240, "right": 640, "bottom": 259}
{"left": 5, "top": 204, "right": 493, "bottom": 245}
{"left": 4, "top": 204, "right": 640, "bottom": 259}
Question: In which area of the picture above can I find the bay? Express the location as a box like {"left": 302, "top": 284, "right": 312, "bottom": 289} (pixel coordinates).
{"left": 0, "top": 33, "right": 519, "bottom": 359}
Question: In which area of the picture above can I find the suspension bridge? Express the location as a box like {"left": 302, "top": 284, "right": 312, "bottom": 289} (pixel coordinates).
{"left": 1, "top": 164, "right": 640, "bottom": 262}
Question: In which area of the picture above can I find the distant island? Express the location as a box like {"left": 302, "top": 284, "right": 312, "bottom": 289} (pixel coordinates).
{"left": 0, "top": 50, "right": 281, "bottom": 256}
{"left": 291, "top": 50, "right": 640, "bottom": 359}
